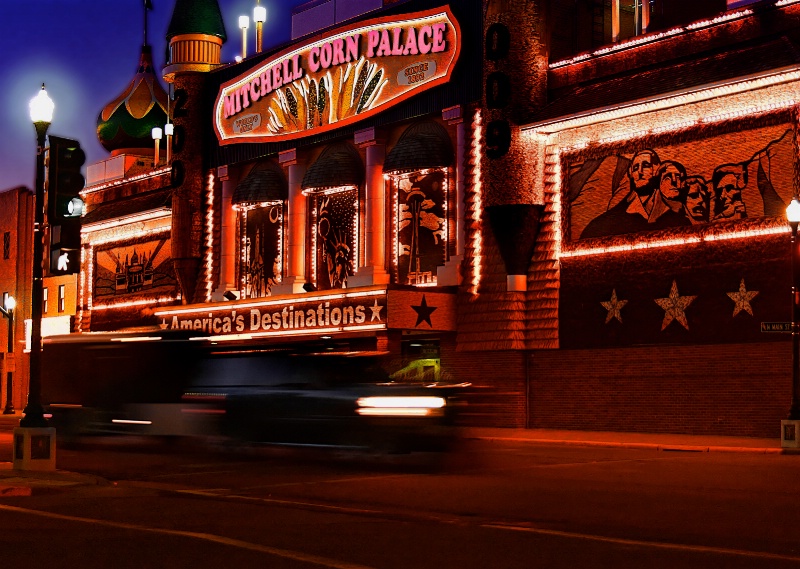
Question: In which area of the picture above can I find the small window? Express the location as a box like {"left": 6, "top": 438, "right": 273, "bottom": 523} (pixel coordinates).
{"left": 42, "top": 287, "right": 48, "bottom": 315}
{"left": 58, "top": 285, "right": 65, "bottom": 313}
{"left": 3, "top": 232, "right": 9, "bottom": 260}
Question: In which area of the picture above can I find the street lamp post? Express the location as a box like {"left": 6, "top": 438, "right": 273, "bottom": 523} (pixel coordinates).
{"left": 0, "top": 296, "right": 15, "bottom": 414}
{"left": 152, "top": 126, "right": 162, "bottom": 167}
{"left": 254, "top": 2, "right": 267, "bottom": 54}
{"left": 23, "top": 84, "right": 53, "bottom": 429}
{"left": 239, "top": 15, "right": 250, "bottom": 59}
{"left": 164, "top": 122, "right": 173, "bottom": 164}
{"left": 783, "top": 197, "right": 800, "bottom": 447}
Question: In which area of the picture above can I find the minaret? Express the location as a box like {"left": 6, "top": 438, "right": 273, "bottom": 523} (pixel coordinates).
{"left": 162, "top": 0, "right": 227, "bottom": 304}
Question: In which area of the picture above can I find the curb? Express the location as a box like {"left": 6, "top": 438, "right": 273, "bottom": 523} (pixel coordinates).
{"left": 469, "top": 435, "right": 793, "bottom": 454}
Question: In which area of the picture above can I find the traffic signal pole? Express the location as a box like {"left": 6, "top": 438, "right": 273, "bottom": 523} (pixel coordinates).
{"left": 22, "top": 121, "right": 50, "bottom": 429}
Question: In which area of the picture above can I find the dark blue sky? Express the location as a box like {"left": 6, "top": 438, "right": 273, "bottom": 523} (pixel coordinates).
{"left": 0, "top": 0, "right": 309, "bottom": 192}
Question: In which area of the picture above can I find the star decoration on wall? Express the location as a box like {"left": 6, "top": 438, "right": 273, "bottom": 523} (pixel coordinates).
{"left": 726, "top": 278, "right": 758, "bottom": 317}
{"left": 654, "top": 280, "right": 696, "bottom": 331}
{"left": 370, "top": 299, "right": 384, "bottom": 322}
{"left": 601, "top": 289, "right": 628, "bottom": 324}
{"left": 411, "top": 295, "right": 437, "bottom": 327}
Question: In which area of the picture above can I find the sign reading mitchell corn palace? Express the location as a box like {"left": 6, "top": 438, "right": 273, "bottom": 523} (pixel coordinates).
{"left": 213, "top": 6, "right": 461, "bottom": 144}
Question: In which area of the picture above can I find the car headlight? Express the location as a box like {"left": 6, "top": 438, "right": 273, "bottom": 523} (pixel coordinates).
{"left": 355, "top": 396, "right": 446, "bottom": 416}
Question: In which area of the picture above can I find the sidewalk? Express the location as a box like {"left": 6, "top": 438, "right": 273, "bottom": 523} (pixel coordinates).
{"left": 460, "top": 427, "right": 792, "bottom": 454}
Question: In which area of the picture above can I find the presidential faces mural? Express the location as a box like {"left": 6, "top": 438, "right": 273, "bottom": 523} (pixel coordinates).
{"left": 567, "top": 125, "right": 793, "bottom": 240}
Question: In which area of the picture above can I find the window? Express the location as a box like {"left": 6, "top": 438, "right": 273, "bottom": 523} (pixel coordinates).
{"left": 58, "top": 285, "right": 65, "bottom": 313}
{"left": 42, "top": 287, "right": 48, "bottom": 314}
{"left": 310, "top": 187, "right": 359, "bottom": 290}
{"left": 550, "top": 0, "right": 728, "bottom": 61}
{"left": 2, "top": 232, "right": 9, "bottom": 260}
{"left": 238, "top": 203, "right": 284, "bottom": 299}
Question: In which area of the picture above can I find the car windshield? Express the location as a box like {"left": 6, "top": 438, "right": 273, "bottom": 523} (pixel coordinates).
{"left": 190, "top": 353, "right": 392, "bottom": 389}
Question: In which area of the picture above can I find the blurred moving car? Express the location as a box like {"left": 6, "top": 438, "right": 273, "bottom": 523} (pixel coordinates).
{"left": 186, "top": 353, "right": 468, "bottom": 453}
{"left": 42, "top": 336, "right": 469, "bottom": 455}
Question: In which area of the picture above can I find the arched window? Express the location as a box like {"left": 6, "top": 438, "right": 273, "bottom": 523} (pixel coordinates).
{"left": 384, "top": 121, "right": 454, "bottom": 286}
{"left": 232, "top": 161, "right": 287, "bottom": 298}
{"left": 302, "top": 143, "right": 364, "bottom": 290}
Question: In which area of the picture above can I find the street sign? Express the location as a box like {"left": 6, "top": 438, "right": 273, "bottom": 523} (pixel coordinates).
{"left": 761, "top": 322, "right": 792, "bottom": 333}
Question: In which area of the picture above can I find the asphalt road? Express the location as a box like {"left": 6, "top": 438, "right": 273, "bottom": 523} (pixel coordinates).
{"left": 0, "top": 434, "right": 797, "bottom": 568}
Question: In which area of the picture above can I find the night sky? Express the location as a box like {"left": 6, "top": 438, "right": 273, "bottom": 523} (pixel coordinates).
{"left": 0, "top": 0, "right": 309, "bottom": 193}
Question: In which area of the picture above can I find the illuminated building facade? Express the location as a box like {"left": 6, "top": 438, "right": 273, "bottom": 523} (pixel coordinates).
{"left": 473, "top": 0, "right": 800, "bottom": 436}
{"left": 75, "top": 0, "right": 479, "bottom": 399}
{"left": 72, "top": 0, "right": 800, "bottom": 436}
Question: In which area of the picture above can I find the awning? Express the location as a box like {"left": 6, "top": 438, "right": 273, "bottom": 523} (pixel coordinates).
{"left": 384, "top": 121, "right": 453, "bottom": 174}
{"left": 302, "top": 143, "right": 363, "bottom": 190}
{"left": 232, "top": 162, "right": 287, "bottom": 204}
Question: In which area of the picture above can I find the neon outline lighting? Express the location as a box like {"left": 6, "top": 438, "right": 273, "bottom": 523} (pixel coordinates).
{"left": 204, "top": 172, "right": 216, "bottom": 302}
{"left": 469, "top": 109, "right": 483, "bottom": 294}
{"left": 549, "top": 7, "right": 758, "bottom": 69}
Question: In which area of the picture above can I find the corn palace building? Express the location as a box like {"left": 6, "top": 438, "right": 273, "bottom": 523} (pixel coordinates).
{"left": 71, "top": 0, "right": 800, "bottom": 437}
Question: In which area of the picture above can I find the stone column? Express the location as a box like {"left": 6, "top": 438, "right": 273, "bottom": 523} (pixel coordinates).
{"left": 272, "top": 149, "right": 308, "bottom": 295}
{"left": 212, "top": 165, "right": 239, "bottom": 301}
{"left": 438, "top": 106, "right": 466, "bottom": 286}
{"left": 350, "top": 127, "right": 389, "bottom": 287}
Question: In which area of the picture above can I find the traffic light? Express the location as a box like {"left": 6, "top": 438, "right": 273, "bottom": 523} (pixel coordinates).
{"left": 47, "top": 136, "right": 85, "bottom": 275}
{"left": 47, "top": 136, "right": 85, "bottom": 224}
{"left": 49, "top": 223, "right": 81, "bottom": 275}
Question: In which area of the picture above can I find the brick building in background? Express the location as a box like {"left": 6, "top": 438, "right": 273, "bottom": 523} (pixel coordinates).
{"left": 0, "top": 187, "right": 32, "bottom": 413}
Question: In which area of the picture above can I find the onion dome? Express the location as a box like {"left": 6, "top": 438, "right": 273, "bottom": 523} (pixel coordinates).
{"left": 97, "top": 45, "right": 169, "bottom": 156}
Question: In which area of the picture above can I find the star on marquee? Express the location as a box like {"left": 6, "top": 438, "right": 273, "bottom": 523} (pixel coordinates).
{"left": 159, "top": 318, "right": 168, "bottom": 330}
{"left": 654, "top": 280, "right": 696, "bottom": 331}
{"left": 601, "top": 289, "right": 628, "bottom": 324}
{"left": 370, "top": 299, "right": 384, "bottom": 322}
{"left": 411, "top": 295, "right": 437, "bottom": 328}
{"left": 726, "top": 278, "right": 758, "bottom": 317}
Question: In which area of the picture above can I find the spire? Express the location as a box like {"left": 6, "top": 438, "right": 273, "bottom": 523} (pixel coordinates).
{"left": 144, "top": 0, "right": 154, "bottom": 47}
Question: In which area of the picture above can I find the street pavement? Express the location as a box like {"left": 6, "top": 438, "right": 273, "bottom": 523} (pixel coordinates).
{"left": 0, "top": 412, "right": 793, "bottom": 493}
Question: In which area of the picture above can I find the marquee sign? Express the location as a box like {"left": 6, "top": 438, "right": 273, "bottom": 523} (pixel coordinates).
{"left": 213, "top": 6, "right": 461, "bottom": 145}
{"left": 153, "top": 289, "right": 456, "bottom": 337}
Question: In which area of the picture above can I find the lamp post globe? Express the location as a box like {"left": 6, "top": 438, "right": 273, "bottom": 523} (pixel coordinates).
{"left": 787, "top": 198, "right": 800, "bottom": 226}
{"left": 29, "top": 84, "right": 54, "bottom": 125}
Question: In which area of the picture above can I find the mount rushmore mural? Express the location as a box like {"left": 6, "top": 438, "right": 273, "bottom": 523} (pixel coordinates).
{"left": 566, "top": 124, "right": 794, "bottom": 240}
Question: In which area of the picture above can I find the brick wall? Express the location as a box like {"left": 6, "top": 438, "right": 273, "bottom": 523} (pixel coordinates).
{"left": 442, "top": 340, "right": 527, "bottom": 427}
{"left": 531, "top": 342, "right": 790, "bottom": 438}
